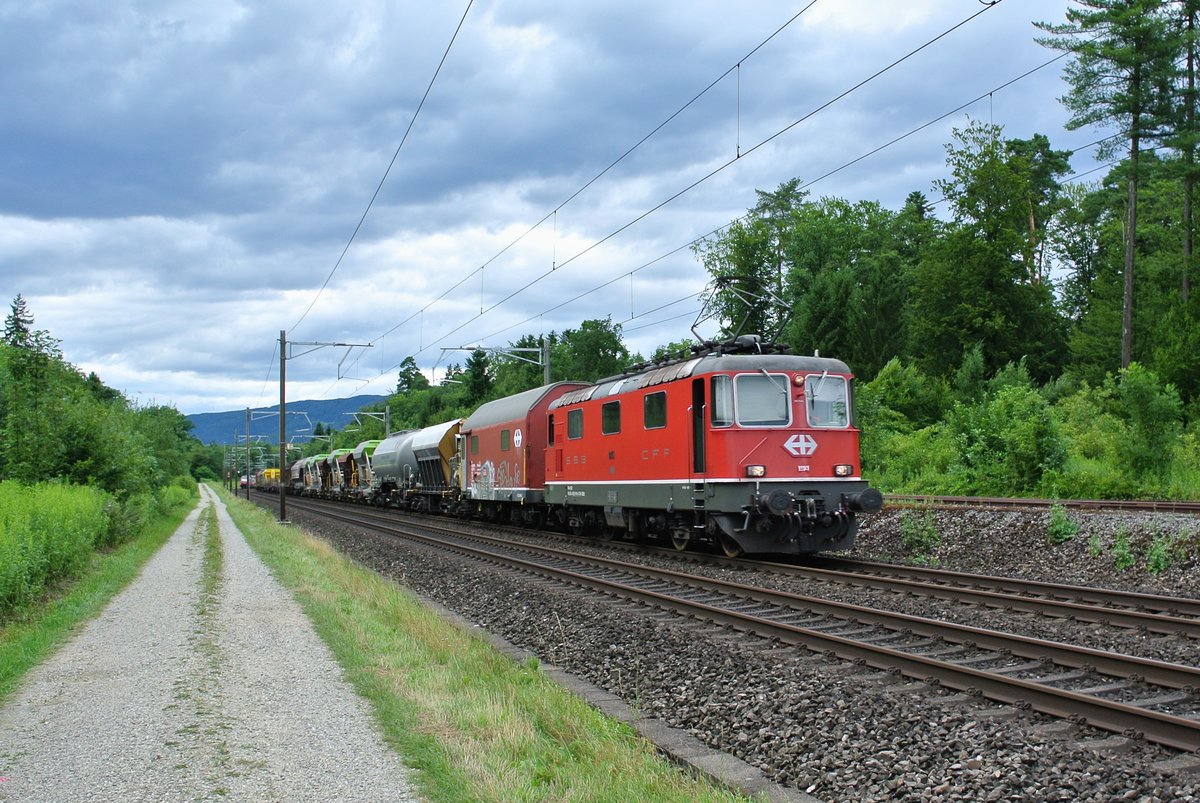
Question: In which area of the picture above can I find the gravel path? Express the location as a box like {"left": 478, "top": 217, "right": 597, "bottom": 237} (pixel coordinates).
{"left": 0, "top": 486, "right": 416, "bottom": 803}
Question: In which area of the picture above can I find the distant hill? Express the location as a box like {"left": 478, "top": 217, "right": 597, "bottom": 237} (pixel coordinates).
{"left": 187, "top": 395, "right": 388, "bottom": 445}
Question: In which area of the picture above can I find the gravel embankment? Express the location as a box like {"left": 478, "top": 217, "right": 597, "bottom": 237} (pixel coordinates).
{"left": 0, "top": 487, "right": 416, "bottom": 803}
{"left": 294, "top": 503, "right": 1200, "bottom": 803}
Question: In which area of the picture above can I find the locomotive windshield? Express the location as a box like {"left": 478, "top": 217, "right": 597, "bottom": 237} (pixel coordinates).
{"left": 805, "top": 373, "right": 849, "bottom": 428}
{"left": 733, "top": 373, "right": 791, "bottom": 426}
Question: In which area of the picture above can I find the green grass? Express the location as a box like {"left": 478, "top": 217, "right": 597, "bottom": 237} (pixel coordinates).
{"left": 0, "top": 489, "right": 195, "bottom": 705}
{"left": 200, "top": 504, "right": 223, "bottom": 608}
{"left": 216, "top": 486, "right": 753, "bottom": 803}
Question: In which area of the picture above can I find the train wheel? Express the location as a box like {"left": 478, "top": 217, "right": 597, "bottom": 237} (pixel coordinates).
{"left": 670, "top": 528, "right": 691, "bottom": 552}
{"left": 718, "top": 532, "right": 744, "bottom": 559}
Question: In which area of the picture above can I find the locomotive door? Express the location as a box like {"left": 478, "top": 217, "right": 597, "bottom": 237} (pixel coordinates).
{"left": 691, "top": 378, "right": 706, "bottom": 474}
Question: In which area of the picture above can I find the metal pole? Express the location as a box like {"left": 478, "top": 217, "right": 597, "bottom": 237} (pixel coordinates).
{"left": 543, "top": 335, "right": 551, "bottom": 385}
{"left": 245, "top": 407, "right": 251, "bottom": 500}
{"left": 279, "top": 329, "right": 287, "bottom": 523}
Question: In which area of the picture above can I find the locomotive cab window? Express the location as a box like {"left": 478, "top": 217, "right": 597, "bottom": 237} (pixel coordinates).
{"left": 501, "top": 429, "right": 511, "bottom": 451}
{"left": 602, "top": 401, "right": 621, "bottom": 435}
{"left": 643, "top": 391, "right": 666, "bottom": 429}
{"left": 567, "top": 408, "right": 584, "bottom": 440}
{"left": 470, "top": 435, "right": 479, "bottom": 455}
{"left": 548, "top": 414, "right": 556, "bottom": 446}
{"left": 710, "top": 375, "right": 733, "bottom": 427}
{"left": 734, "top": 373, "right": 791, "bottom": 427}
{"left": 805, "top": 373, "right": 849, "bottom": 428}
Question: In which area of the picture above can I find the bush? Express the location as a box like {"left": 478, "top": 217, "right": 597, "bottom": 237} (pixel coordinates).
{"left": 861, "top": 425, "right": 957, "bottom": 493}
{"left": 859, "top": 358, "right": 951, "bottom": 430}
{"left": 1115, "top": 364, "right": 1182, "bottom": 481}
{"left": 1165, "top": 432, "right": 1200, "bottom": 501}
{"left": 947, "top": 386, "right": 1066, "bottom": 496}
{"left": 157, "top": 484, "right": 195, "bottom": 517}
{"left": 1112, "top": 529, "right": 1135, "bottom": 572}
{"left": 1042, "top": 457, "right": 1141, "bottom": 500}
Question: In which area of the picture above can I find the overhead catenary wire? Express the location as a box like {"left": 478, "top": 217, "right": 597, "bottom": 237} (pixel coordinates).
{"left": 388, "top": 52, "right": 1113, "bottom": 388}
{"left": 298, "top": 0, "right": 1127, "bottom": 407}
{"left": 287, "top": 0, "right": 475, "bottom": 336}
{"left": 366, "top": 2, "right": 822, "bottom": 347}
{"left": 289, "top": 0, "right": 1012, "bottom": 402}
{"left": 383, "top": 0, "right": 1008, "bottom": 370}
{"left": 471, "top": 49, "right": 1116, "bottom": 358}
{"left": 251, "top": 1, "right": 474, "bottom": 408}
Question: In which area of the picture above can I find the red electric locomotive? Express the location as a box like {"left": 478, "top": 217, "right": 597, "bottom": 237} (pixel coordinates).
{"left": 543, "top": 335, "right": 882, "bottom": 556}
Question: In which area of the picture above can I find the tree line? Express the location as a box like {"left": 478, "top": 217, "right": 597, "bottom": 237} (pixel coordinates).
{"left": 1, "top": 294, "right": 210, "bottom": 497}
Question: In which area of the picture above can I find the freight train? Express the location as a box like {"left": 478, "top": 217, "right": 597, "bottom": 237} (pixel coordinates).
{"left": 260, "top": 335, "right": 882, "bottom": 557}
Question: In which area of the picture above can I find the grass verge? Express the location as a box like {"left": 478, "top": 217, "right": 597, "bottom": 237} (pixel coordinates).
{"left": 217, "top": 486, "right": 753, "bottom": 803}
{"left": 0, "top": 489, "right": 197, "bottom": 705}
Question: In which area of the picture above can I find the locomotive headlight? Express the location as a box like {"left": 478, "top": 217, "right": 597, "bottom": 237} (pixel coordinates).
{"left": 834, "top": 464, "right": 853, "bottom": 477}
{"left": 745, "top": 465, "right": 767, "bottom": 478}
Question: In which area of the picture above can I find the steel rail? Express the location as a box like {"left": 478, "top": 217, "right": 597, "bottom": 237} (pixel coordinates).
{"left": 278, "top": 496, "right": 1200, "bottom": 752}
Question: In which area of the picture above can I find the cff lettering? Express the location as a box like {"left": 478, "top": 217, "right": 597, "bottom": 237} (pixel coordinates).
{"left": 641, "top": 448, "right": 671, "bottom": 460}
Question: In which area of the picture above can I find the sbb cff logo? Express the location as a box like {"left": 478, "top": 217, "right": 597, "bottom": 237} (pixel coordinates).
{"left": 783, "top": 434, "right": 817, "bottom": 457}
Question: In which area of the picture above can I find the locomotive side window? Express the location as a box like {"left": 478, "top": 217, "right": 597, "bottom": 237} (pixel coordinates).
{"left": 548, "top": 414, "right": 556, "bottom": 446}
{"left": 501, "top": 429, "right": 511, "bottom": 451}
{"left": 644, "top": 391, "right": 666, "bottom": 429}
{"left": 734, "top": 373, "right": 791, "bottom": 426}
{"left": 602, "top": 401, "right": 621, "bottom": 435}
{"left": 710, "top": 375, "right": 733, "bottom": 427}
{"left": 567, "top": 408, "right": 584, "bottom": 439}
{"left": 471, "top": 435, "right": 479, "bottom": 454}
{"left": 805, "top": 374, "right": 849, "bottom": 428}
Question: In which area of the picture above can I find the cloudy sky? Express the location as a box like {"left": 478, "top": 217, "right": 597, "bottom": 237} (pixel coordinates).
{"left": 2, "top": 0, "right": 1101, "bottom": 414}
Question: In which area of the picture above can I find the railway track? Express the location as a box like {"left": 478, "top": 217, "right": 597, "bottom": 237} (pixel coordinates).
{"left": 272, "top": 495, "right": 1200, "bottom": 753}
{"left": 809, "top": 556, "right": 1200, "bottom": 632}
{"left": 887, "top": 494, "right": 1200, "bottom": 515}
{"left": 259, "top": 490, "right": 1200, "bottom": 643}
{"left": 508, "top": 521, "right": 1200, "bottom": 641}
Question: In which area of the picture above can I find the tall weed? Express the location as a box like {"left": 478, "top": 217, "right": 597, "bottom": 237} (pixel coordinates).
{"left": 900, "top": 508, "right": 940, "bottom": 564}
{"left": 1112, "top": 528, "right": 1136, "bottom": 572}
{"left": 0, "top": 478, "right": 195, "bottom": 619}
{"left": 0, "top": 482, "right": 109, "bottom": 617}
{"left": 1145, "top": 534, "right": 1178, "bottom": 575}
{"left": 1046, "top": 503, "right": 1078, "bottom": 544}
